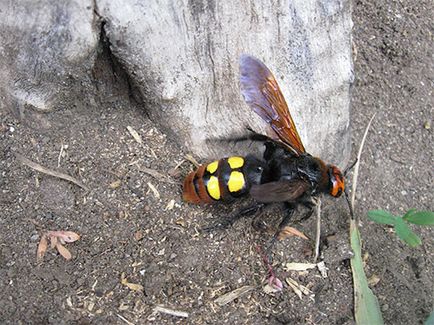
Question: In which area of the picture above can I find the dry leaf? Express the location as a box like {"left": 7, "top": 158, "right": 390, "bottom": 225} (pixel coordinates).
{"left": 263, "top": 284, "right": 278, "bottom": 294}
{"left": 110, "top": 180, "right": 122, "bottom": 189}
{"left": 185, "top": 154, "right": 200, "bottom": 167}
{"left": 124, "top": 282, "right": 144, "bottom": 292}
{"left": 168, "top": 166, "right": 181, "bottom": 178}
{"left": 368, "top": 274, "right": 380, "bottom": 287}
{"left": 147, "top": 182, "right": 160, "bottom": 199}
{"left": 56, "top": 242, "right": 72, "bottom": 260}
{"left": 175, "top": 218, "right": 186, "bottom": 227}
{"left": 36, "top": 235, "right": 48, "bottom": 261}
{"left": 134, "top": 230, "right": 144, "bottom": 241}
{"left": 285, "top": 262, "right": 317, "bottom": 271}
{"left": 50, "top": 236, "right": 58, "bottom": 249}
{"left": 317, "top": 261, "right": 328, "bottom": 278}
{"left": 285, "top": 278, "right": 303, "bottom": 299}
{"left": 48, "top": 231, "right": 80, "bottom": 243}
{"left": 214, "top": 286, "right": 254, "bottom": 306}
{"left": 285, "top": 277, "right": 313, "bottom": 300}
{"left": 165, "top": 199, "right": 175, "bottom": 211}
{"left": 154, "top": 305, "right": 189, "bottom": 318}
{"left": 278, "top": 226, "right": 309, "bottom": 240}
{"left": 87, "top": 301, "right": 95, "bottom": 312}
{"left": 126, "top": 126, "right": 142, "bottom": 144}
{"left": 37, "top": 230, "right": 80, "bottom": 261}
{"left": 121, "top": 273, "right": 144, "bottom": 292}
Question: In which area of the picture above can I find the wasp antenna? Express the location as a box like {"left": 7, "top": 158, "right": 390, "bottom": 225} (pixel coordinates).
{"left": 344, "top": 158, "right": 358, "bottom": 177}
{"left": 344, "top": 188, "right": 355, "bottom": 219}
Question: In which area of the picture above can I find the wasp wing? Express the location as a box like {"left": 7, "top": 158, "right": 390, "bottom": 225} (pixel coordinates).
{"left": 249, "top": 180, "right": 309, "bottom": 203}
{"left": 240, "top": 55, "right": 306, "bottom": 155}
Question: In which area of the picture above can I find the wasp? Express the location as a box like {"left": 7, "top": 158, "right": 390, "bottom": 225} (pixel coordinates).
{"left": 183, "top": 55, "right": 348, "bottom": 233}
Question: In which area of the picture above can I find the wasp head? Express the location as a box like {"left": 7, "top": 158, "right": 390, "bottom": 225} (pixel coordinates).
{"left": 328, "top": 165, "right": 344, "bottom": 197}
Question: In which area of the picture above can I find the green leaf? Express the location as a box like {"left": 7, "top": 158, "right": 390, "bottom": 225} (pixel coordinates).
{"left": 403, "top": 210, "right": 434, "bottom": 226}
{"left": 367, "top": 210, "right": 396, "bottom": 225}
{"left": 402, "top": 208, "right": 417, "bottom": 218}
{"left": 424, "top": 310, "right": 434, "bottom": 325}
{"left": 350, "top": 220, "right": 384, "bottom": 325}
{"left": 394, "top": 218, "right": 422, "bottom": 247}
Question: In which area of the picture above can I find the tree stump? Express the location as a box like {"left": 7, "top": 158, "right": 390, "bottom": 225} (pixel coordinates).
{"left": 0, "top": 0, "right": 353, "bottom": 165}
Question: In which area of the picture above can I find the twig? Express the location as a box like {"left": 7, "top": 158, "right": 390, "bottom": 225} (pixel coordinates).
{"left": 185, "top": 154, "right": 200, "bottom": 168}
{"left": 214, "top": 286, "right": 255, "bottom": 306}
{"left": 154, "top": 305, "right": 189, "bottom": 318}
{"left": 15, "top": 153, "right": 88, "bottom": 191}
{"left": 126, "top": 126, "right": 143, "bottom": 144}
{"left": 57, "top": 143, "right": 64, "bottom": 167}
{"left": 313, "top": 197, "right": 321, "bottom": 263}
{"left": 350, "top": 114, "right": 376, "bottom": 216}
{"left": 137, "top": 166, "right": 178, "bottom": 184}
{"left": 116, "top": 314, "right": 135, "bottom": 325}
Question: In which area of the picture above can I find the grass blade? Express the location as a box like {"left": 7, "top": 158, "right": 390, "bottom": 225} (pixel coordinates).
{"left": 350, "top": 220, "right": 384, "bottom": 325}
{"left": 350, "top": 114, "right": 383, "bottom": 324}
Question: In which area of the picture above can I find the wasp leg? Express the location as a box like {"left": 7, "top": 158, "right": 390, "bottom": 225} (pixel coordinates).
{"left": 290, "top": 198, "right": 316, "bottom": 224}
{"left": 202, "top": 203, "right": 266, "bottom": 232}
{"left": 296, "top": 208, "right": 314, "bottom": 223}
{"left": 207, "top": 126, "right": 275, "bottom": 145}
{"left": 264, "top": 205, "right": 296, "bottom": 260}
{"left": 210, "top": 130, "right": 272, "bottom": 144}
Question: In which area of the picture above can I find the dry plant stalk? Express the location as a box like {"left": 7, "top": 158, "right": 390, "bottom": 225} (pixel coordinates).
{"left": 351, "top": 113, "right": 376, "bottom": 214}
{"left": 214, "top": 285, "right": 255, "bottom": 306}
{"left": 154, "top": 305, "right": 189, "bottom": 318}
{"left": 313, "top": 197, "right": 321, "bottom": 263}
{"left": 16, "top": 153, "right": 88, "bottom": 190}
{"left": 138, "top": 166, "right": 178, "bottom": 184}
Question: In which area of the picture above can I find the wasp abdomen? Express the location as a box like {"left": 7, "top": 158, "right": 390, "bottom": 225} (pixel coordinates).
{"left": 183, "top": 156, "right": 263, "bottom": 204}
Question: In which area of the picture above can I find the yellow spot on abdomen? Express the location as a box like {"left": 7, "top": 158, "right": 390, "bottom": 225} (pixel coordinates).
{"left": 206, "top": 160, "right": 219, "bottom": 174}
{"left": 228, "top": 156, "right": 244, "bottom": 169}
{"left": 207, "top": 176, "right": 221, "bottom": 200}
{"left": 227, "top": 171, "right": 245, "bottom": 193}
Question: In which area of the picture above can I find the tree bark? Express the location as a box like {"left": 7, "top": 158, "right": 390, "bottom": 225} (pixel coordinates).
{"left": 0, "top": 0, "right": 353, "bottom": 165}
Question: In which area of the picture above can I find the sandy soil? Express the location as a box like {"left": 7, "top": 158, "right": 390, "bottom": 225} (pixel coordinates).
{"left": 0, "top": 0, "right": 432, "bottom": 324}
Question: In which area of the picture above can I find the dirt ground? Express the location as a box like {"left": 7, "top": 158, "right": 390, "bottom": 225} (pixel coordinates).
{"left": 1, "top": 0, "right": 433, "bottom": 324}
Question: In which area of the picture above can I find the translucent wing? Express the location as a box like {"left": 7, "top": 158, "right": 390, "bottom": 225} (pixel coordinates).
{"left": 250, "top": 180, "right": 309, "bottom": 203}
{"left": 240, "top": 55, "right": 306, "bottom": 155}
